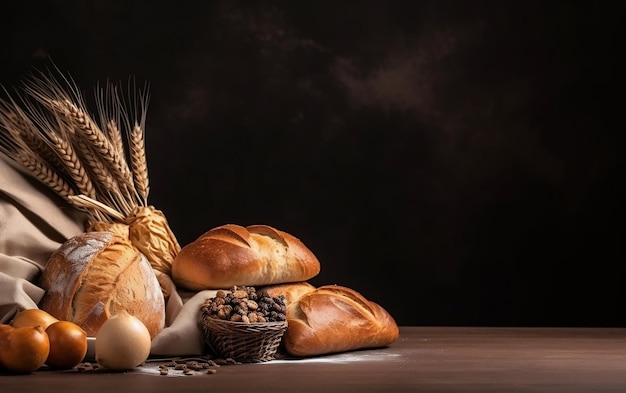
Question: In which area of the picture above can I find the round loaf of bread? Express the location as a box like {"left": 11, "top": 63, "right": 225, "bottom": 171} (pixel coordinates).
{"left": 171, "top": 224, "right": 321, "bottom": 290}
{"left": 39, "top": 231, "right": 166, "bottom": 338}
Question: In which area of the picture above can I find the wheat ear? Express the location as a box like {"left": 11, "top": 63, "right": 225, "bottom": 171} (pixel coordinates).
{"left": 3, "top": 68, "right": 153, "bottom": 221}
{"left": 15, "top": 150, "right": 76, "bottom": 202}
{"left": 52, "top": 99, "right": 134, "bottom": 188}
{"left": 106, "top": 120, "right": 127, "bottom": 164}
{"left": 2, "top": 67, "right": 181, "bottom": 275}
{"left": 130, "top": 123, "right": 150, "bottom": 205}
{"left": 45, "top": 130, "right": 96, "bottom": 199}
{"left": 21, "top": 73, "right": 134, "bottom": 190}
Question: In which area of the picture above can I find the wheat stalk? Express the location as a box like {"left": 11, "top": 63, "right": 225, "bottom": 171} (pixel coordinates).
{"left": 0, "top": 66, "right": 181, "bottom": 274}
{"left": 15, "top": 150, "right": 76, "bottom": 202}
{"left": 46, "top": 130, "right": 97, "bottom": 199}
{"left": 52, "top": 99, "right": 134, "bottom": 188}
{"left": 0, "top": 98, "right": 62, "bottom": 172}
{"left": 74, "top": 140, "right": 118, "bottom": 195}
{"left": 68, "top": 194, "right": 126, "bottom": 221}
{"left": 0, "top": 70, "right": 138, "bottom": 219}
{"left": 106, "top": 120, "right": 126, "bottom": 164}
{"left": 20, "top": 68, "right": 134, "bottom": 187}
{"left": 7, "top": 113, "right": 58, "bottom": 166}
{"left": 130, "top": 123, "right": 150, "bottom": 206}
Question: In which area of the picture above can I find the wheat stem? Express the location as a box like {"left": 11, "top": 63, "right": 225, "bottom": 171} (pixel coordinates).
{"left": 68, "top": 194, "right": 125, "bottom": 221}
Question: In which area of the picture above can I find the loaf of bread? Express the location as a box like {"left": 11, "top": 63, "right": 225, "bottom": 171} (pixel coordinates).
{"left": 263, "top": 284, "right": 399, "bottom": 357}
{"left": 171, "top": 224, "right": 321, "bottom": 290}
{"left": 39, "top": 231, "right": 166, "bottom": 338}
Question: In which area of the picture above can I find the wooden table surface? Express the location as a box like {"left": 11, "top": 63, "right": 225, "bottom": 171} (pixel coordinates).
{"left": 2, "top": 326, "right": 626, "bottom": 392}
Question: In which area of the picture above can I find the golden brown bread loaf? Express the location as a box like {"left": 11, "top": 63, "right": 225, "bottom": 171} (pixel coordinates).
{"left": 39, "top": 231, "right": 166, "bottom": 338}
{"left": 171, "top": 224, "right": 321, "bottom": 290}
{"left": 264, "top": 283, "right": 399, "bottom": 357}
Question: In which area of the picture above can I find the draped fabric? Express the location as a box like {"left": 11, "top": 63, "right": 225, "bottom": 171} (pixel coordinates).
{"left": 0, "top": 157, "right": 87, "bottom": 323}
{"left": 0, "top": 157, "right": 204, "bottom": 356}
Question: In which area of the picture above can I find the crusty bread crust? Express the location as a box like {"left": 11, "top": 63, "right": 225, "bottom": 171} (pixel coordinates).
{"left": 281, "top": 285, "right": 400, "bottom": 357}
{"left": 171, "top": 224, "right": 321, "bottom": 290}
{"left": 39, "top": 231, "right": 165, "bottom": 338}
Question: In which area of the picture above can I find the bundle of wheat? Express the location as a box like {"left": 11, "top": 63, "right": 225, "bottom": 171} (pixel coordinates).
{"left": 0, "top": 67, "right": 180, "bottom": 275}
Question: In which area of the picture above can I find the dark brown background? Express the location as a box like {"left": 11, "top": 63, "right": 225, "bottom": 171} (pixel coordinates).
{"left": 2, "top": 1, "right": 622, "bottom": 327}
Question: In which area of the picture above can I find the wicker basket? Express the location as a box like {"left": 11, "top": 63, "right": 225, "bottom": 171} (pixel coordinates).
{"left": 201, "top": 311, "right": 288, "bottom": 363}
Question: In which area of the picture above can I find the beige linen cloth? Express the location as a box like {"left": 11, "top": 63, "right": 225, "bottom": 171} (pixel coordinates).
{"left": 1, "top": 157, "right": 208, "bottom": 356}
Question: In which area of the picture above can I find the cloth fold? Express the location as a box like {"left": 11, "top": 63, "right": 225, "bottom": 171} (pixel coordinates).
{"left": 150, "top": 290, "right": 217, "bottom": 357}
{"left": 1, "top": 158, "right": 87, "bottom": 321}
{"left": 0, "top": 270, "right": 45, "bottom": 323}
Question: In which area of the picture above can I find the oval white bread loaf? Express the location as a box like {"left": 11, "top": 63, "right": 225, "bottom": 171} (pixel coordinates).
{"left": 264, "top": 284, "right": 399, "bottom": 357}
{"left": 171, "top": 224, "right": 321, "bottom": 290}
{"left": 39, "top": 231, "right": 166, "bottom": 338}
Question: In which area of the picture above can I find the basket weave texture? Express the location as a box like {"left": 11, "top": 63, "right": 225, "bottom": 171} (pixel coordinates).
{"left": 201, "top": 311, "right": 288, "bottom": 363}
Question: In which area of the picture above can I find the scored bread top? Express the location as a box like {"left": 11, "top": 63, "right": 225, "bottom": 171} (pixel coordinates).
{"left": 171, "top": 224, "right": 321, "bottom": 290}
{"left": 282, "top": 285, "right": 400, "bottom": 357}
{"left": 40, "top": 231, "right": 113, "bottom": 321}
{"left": 39, "top": 231, "right": 165, "bottom": 338}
